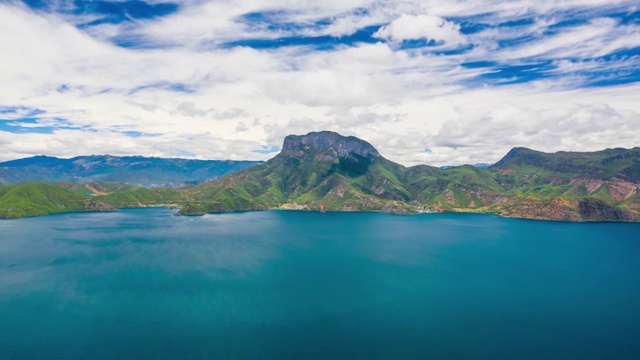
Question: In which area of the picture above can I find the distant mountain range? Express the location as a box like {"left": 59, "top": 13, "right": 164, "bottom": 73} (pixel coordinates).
{"left": 1, "top": 131, "right": 639, "bottom": 221}
{"left": 440, "top": 163, "right": 492, "bottom": 170}
{"left": 0, "top": 155, "right": 262, "bottom": 187}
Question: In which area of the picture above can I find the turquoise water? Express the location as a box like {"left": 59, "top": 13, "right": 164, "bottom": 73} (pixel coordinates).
{"left": 1, "top": 209, "right": 639, "bottom": 359}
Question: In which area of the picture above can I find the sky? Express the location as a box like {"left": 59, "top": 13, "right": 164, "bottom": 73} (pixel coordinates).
{"left": 1, "top": 0, "right": 639, "bottom": 166}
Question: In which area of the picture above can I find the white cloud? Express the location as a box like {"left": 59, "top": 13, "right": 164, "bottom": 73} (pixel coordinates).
{"left": 496, "top": 18, "right": 639, "bottom": 60}
{"left": 1, "top": 0, "right": 639, "bottom": 166}
{"left": 373, "top": 14, "right": 466, "bottom": 45}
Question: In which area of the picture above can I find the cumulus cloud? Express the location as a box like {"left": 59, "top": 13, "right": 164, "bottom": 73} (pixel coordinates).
{"left": 373, "top": 14, "right": 466, "bottom": 46}
{"left": 1, "top": 0, "right": 639, "bottom": 165}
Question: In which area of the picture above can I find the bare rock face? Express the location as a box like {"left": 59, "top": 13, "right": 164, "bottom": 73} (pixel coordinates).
{"left": 578, "top": 199, "right": 637, "bottom": 221}
{"left": 83, "top": 201, "right": 117, "bottom": 212}
{"left": 281, "top": 131, "right": 381, "bottom": 159}
{"left": 569, "top": 178, "right": 639, "bottom": 201}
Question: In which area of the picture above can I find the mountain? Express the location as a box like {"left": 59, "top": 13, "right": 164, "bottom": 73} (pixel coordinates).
{"left": 1, "top": 132, "right": 639, "bottom": 221}
{"left": 0, "top": 182, "right": 117, "bottom": 219}
{"left": 175, "top": 131, "right": 640, "bottom": 221}
{"left": 488, "top": 146, "right": 640, "bottom": 221}
{"left": 491, "top": 146, "right": 640, "bottom": 180}
{"left": 439, "top": 163, "right": 492, "bottom": 169}
{"left": 0, "top": 180, "right": 193, "bottom": 219}
{"left": 177, "top": 131, "right": 417, "bottom": 214}
{"left": 0, "top": 155, "right": 262, "bottom": 187}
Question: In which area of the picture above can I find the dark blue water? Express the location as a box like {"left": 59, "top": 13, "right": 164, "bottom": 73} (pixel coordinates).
{"left": 1, "top": 209, "right": 639, "bottom": 359}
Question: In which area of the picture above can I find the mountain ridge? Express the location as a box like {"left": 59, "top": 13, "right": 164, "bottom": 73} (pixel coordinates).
{"left": 1, "top": 131, "right": 639, "bottom": 221}
{"left": 281, "top": 131, "right": 381, "bottom": 159}
{"left": 173, "top": 131, "right": 640, "bottom": 221}
{"left": 0, "top": 155, "right": 263, "bottom": 187}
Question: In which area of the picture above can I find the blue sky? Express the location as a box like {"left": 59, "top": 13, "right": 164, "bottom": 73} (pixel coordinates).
{"left": 1, "top": 0, "right": 639, "bottom": 165}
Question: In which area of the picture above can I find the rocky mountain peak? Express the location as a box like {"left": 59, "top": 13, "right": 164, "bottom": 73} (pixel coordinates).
{"left": 281, "top": 131, "right": 381, "bottom": 159}
{"left": 491, "top": 147, "right": 540, "bottom": 168}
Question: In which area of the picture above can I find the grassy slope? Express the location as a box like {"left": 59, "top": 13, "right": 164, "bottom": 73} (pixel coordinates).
{"left": 176, "top": 150, "right": 510, "bottom": 215}
{"left": 176, "top": 147, "right": 419, "bottom": 215}
{"left": 0, "top": 182, "right": 103, "bottom": 218}
{"left": 486, "top": 147, "right": 640, "bottom": 220}
{"left": 492, "top": 147, "right": 640, "bottom": 181}
{"left": 175, "top": 146, "right": 640, "bottom": 221}
{"left": 0, "top": 182, "right": 188, "bottom": 218}
{"left": 1, "top": 146, "right": 638, "bottom": 221}
{"left": 93, "top": 187, "right": 187, "bottom": 208}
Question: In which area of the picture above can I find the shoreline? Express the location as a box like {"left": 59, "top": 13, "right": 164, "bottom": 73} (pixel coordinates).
{"left": 3, "top": 205, "right": 640, "bottom": 224}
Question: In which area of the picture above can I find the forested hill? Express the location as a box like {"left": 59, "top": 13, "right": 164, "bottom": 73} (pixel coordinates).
{"left": 1, "top": 132, "right": 638, "bottom": 221}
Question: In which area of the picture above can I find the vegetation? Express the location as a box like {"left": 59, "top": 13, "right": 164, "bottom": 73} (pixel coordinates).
{"left": 0, "top": 182, "right": 114, "bottom": 219}
{"left": 0, "top": 155, "right": 262, "bottom": 187}
{"left": 170, "top": 132, "right": 640, "bottom": 221}
{"left": 1, "top": 132, "right": 638, "bottom": 221}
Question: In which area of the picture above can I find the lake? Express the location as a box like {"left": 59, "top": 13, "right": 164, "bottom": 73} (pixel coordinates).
{"left": 1, "top": 209, "right": 639, "bottom": 359}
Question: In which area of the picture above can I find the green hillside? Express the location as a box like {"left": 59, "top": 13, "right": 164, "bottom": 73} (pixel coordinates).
{"left": 178, "top": 132, "right": 417, "bottom": 215}
{"left": 0, "top": 182, "right": 115, "bottom": 219}
{"left": 0, "top": 182, "right": 187, "bottom": 218}
{"left": 492, "top": 147, "right": 640, "bottom": 181}
{"left": 1, "top": 132, "right": 639, "bottom": 222}
{"left": 174, "top": 132, "right": 639, "bottom": 221}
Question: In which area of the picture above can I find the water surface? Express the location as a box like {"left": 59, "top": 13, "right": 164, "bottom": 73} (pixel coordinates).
{"left": 1, "top": 209, "right": 639, "bottom": 359}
